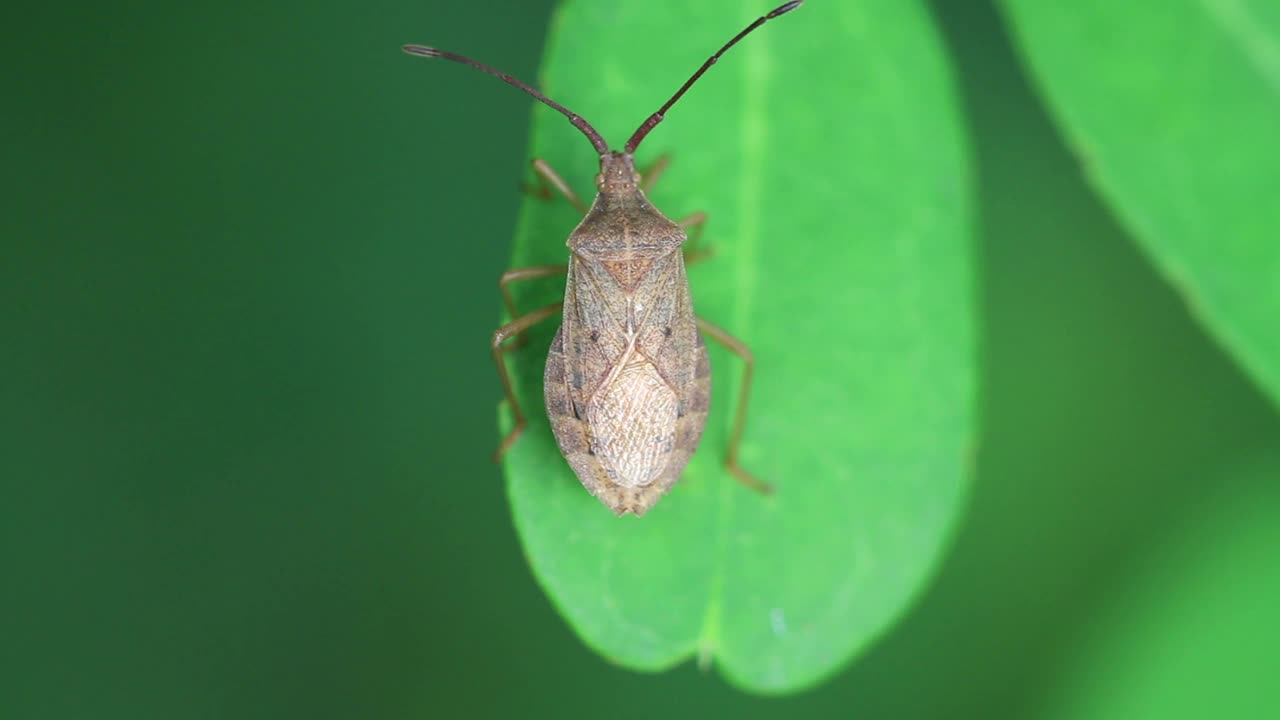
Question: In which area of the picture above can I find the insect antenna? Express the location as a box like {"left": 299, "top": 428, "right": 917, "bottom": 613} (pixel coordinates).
{"left": 403, "top": 44, "right": 610, "bottom": 156}
{"left": 624, "top": 1, "right": 803, "bottom": 154}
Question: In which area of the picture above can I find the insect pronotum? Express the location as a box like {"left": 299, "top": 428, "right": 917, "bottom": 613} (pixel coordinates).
{"left": 405, "top": 1, "right": 802, "bottom": 515}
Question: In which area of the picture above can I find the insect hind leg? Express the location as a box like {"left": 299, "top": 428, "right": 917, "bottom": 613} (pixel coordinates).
{"left": 696, "top": 316, "right": 772, "bottom": 495}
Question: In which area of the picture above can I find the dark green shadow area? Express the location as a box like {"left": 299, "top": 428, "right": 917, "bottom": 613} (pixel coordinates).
{"left": 3, "top": 1, "right": 1277, "bottom": 718}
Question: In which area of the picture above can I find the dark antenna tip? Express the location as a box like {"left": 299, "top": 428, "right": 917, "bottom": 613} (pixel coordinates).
{"left": 771, "top": 1, "right": 803, "bottom": 18}
{"left": 402, "top": 44, "right": 441, "bottom": 57}
{"left": 624, "top": 1, "right": 803, "bottom": 154}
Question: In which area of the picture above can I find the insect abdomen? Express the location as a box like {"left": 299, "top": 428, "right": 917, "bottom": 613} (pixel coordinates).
{"left": 585, "top": 358, "right": 677, "bottom": 488}
{"left": 544, "top": 327, "right": 709, "bottom": 516}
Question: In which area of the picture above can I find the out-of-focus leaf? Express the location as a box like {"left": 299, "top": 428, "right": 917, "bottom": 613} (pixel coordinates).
{"left": 1002, "top": 0, "right": 1280, "bottom": 406}
{"left": 1043, "top": 459, "right": 1280, "bottom": 719}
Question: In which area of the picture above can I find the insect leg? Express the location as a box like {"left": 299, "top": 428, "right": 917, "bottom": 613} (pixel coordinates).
{"left": 521, "top": 158, "right": 587, "bottom": 214}
{"left": 492, "top": 302, "right": 564, "bottom": 461}
{"left": 639, "top": 153, "right": 671, "bottom": 193}
{"left": 676, "top": 211, "right": 713, "bottom": 265}
{"left": 695, "top": 317, "right": 772, "bottom": 495}
{"left": 499, "top": 264, "right": 567, "bottom": 349}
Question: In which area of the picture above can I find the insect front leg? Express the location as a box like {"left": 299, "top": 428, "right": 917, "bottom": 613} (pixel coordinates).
{"left": 695, "top": 317, "right": 772, "bottom": 495}
{"left": 677, "top": 211, "right": 713, "bottom": 265}
{"left": 636, "top": 154, "right": 711, "bottom": 265}
{"left": 499, "top": 264, "right": 567, "bottom": 349}
{"left": 521, "top": 158, "right": 587, "bottom": 214}
{"left": 639, "top": 153, "right": 671, "bottom": 193}
{"left": 492, "top": 302, "right": 563, "bottom": 461}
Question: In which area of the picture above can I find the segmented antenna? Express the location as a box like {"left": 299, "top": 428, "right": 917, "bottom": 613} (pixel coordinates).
{"left": 624, "top": 1, "right": 803, "bottom": 154}
{"left": 403, "top": 44, "right": 610, "bottom": 156}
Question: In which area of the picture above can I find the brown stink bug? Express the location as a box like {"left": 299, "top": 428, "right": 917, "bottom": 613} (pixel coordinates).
{"left": 405, "top": 1, "right": 802, "bottom": 515}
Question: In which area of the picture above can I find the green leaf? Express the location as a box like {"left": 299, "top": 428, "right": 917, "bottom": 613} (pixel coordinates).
{"left": 1000, "top": 0, "right": 1280, "bottom": 407}
{"left": 499, "top": 0, "right": 974, "bottom": 693}
{"left": 1041, "top": 458, "right": 1280, "bottom": 719}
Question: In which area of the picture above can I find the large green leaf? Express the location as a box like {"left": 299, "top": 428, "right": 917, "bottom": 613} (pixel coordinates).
{"left": 497, "top": 0, "right": 973, "bottom": 693}
{"left": 1001, "top": 0, "right": 1280, "bottom": 407}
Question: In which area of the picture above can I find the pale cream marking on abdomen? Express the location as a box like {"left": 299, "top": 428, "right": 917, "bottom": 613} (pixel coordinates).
{"left": 586, "top": 358, "right": 678, "bottom": 489}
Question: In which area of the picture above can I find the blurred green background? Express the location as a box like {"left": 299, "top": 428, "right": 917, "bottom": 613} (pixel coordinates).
{"left": 4, "top": 0, "right": 1277, "bottom": 717}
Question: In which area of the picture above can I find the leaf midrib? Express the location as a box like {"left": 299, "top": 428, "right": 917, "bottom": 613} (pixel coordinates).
{"left": 695, "top": 0, "right": 772, "bottom": 668}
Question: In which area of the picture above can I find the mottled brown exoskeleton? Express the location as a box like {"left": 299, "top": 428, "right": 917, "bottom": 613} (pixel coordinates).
{"left": 405, "top": 1, "right": 802, "bottom": 515}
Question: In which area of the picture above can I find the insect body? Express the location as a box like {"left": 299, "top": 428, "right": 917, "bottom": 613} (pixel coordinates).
{"left": 545, "top": 152, "right": 707, "bottom": 514}
{"left": 405, "top": 1, "right": 801, "bottom": 515}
